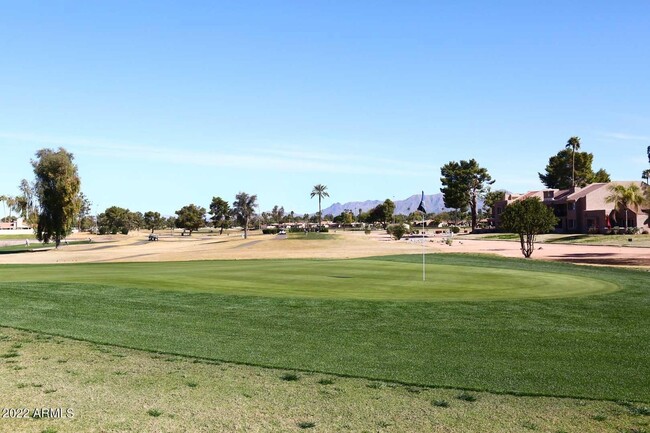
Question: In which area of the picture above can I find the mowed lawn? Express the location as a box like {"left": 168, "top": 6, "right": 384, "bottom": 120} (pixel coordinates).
{"left": 0, "top": 254, "right": 648, "bottom": 402}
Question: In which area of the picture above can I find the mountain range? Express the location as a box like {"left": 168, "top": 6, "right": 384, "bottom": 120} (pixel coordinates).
{"left": 320, "top": 193, "right": 483, "bottom": 216}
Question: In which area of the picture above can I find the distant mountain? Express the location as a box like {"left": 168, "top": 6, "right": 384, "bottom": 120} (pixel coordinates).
{"left": 320, "top": 193, "right": 483, "bottom": 216}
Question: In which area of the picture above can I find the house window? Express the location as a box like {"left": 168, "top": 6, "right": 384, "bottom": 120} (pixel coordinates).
{"left": 568, "top": 219, "right": 575, "bottom": 229}
{"left": 496, "top": 207, "right": 502, "bottom": 215}
{"left": 568, "top": 202, "right": 575, "bottom": 211}
{"left": 544, "top": 191, "right": 554, "bottom": 199}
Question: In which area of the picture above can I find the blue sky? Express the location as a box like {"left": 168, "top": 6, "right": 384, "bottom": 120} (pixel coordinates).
{"left": 1, "top": 1, "right": 649, "bottom": 216}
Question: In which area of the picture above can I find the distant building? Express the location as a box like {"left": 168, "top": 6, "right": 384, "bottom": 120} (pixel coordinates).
{"left": 0, "top": 217, "right": 31, "bottom": 230}
{"left": 493, "top": 182, "right": 649, "bottom": 233}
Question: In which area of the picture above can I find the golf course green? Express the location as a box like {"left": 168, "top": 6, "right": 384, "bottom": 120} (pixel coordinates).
{"left": 0, "top": 256, "right": 617, "bottom": 300}
{"left": 0, "top": 254, "right": 648, "bottom": 402}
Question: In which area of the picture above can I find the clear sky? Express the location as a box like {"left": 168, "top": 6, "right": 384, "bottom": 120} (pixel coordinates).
{"left": 1, "top": 1, "right": 649, "bottom": 216}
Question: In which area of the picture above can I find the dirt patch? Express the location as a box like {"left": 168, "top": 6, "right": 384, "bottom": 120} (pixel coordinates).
{"left": 0, "top": 231, "right": 648, "bottom": 269}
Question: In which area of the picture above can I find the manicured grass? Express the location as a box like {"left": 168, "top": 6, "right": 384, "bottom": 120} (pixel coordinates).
{"left": 544, "top": 234, "right": 650, "bottom": 247}
{"left": 0, "top": 258, "right": 616, "bottom": 301}
{"left": 0, "top": 244, "right": 50, "bottom": 254}
{"left": 0, "top": 240, "right": 91, "bottom": 254}
{"left": 4, "top": 328, "right": 646, "bottom": 433}
{"left": 0, "top": 254, "right": 648, "bottom": 403}
{"left": 0, "top": 234, "right": 38, "bottom": 241}
{"left": 286, "top": 232, "right": 338, "bottom": 240}
{"left": 482, "top": 233, "right": 521, "bottom": 240}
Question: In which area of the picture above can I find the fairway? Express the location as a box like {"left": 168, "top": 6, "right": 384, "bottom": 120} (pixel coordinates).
{"left": 0, "top": 254, "right": 648, "bottom": 403}
{"left": 0, "top": 257, "right": 618, "bottom": 301}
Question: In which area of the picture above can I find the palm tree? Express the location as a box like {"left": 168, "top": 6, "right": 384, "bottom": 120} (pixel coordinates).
{"left": 5, "top": 196, "right": 16, "bottom": 220}
{"left": 232, "top": 192, "right": 258, "bottom": 239}
{"left": 605, "top": 183, "right": 646, "bottom": 231}
{"left": 0, "top": 195, "right": 6, "bottom": 221}
{"left": 310, "top": 184, "right": 329, "bottom": 228}
{"left": 565, "top": 136, "right": 581, "bottom": 188}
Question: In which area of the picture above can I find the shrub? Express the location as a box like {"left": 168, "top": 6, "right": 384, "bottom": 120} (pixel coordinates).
{"left": 364, "top": 228, "right": 371, "bottom": 235}
{"left": 318, "top": 227, "right": 329, "bottom": 233}
{"left": 120, "top": 227, "right": 129, "bottom": 235}
{"left": 262, "top": 228, "right": 279, "bottom": 235}
{"left": 387, "top": 224, "right": 407, "bottom": 240}
{"left": 450, "top": 226, "right": 460, "bottom": 234}
{"left": 611, "top": 226, "right": 621, "bottom": 235}
{"left": 588, "top": 227, "right": 600, "bottom": 234}
{"left": 98, "top": 226, "right": 108, "bottom": 235}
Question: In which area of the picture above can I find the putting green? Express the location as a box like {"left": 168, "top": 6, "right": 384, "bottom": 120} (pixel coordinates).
{"left": 0, "top": 258, "right": 618, "bottom": 301}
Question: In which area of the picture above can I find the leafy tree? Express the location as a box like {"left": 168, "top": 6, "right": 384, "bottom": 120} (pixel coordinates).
{"left": 209, "top": 196, "right": 231, "bottom": 234}
{"left": 642, "top": 169, "right": 650, "bottom": 185}
{"left": 129, "top": 211, "right": 144, "bottom": 231}
{"left": 483, "top": 190, "right": 506, "bottom": 217}
{"left": 605, "top": 184, "right": 646, "bottom": 231}
{"left": 592, "top": 168, "right": 611, "bottom": 183}
{"left": 144, "top": 211, "right": 164, "bottom": 233}
{"left": 76, "top": 192, "right": 93, "bottom": 231}
{"left": 539, "top": 148, "right": 610, "bottom": 189}
{"left": 270, "top": 205, "right": 285, "bottom": 223}
{"left": 310, "top": 184, "right": 329, "bottom": 228}
{"left": 440, "top": 159, "right": 494, "bottom": 231}
{"left": 383, "top": 199, "right": 395, "bottom": 225}
{"left": 32, "top": 148, "right": 81, "bottom": 247}
{"left": 16, "top": 179, "right": 37, "bottom": 223}
{"left": 500, "top": 198, "right": 558, "bottom": 258}
{"left": 334, "top": 210, "right": 355, "bottom": 225}
{"left": 97, "top": 206, "right": 131, "bottom": 234}
{"left": 175, "top": 204, "right": 206, "bottom": 235}
{"left": 165, "top": 216, "right": 177, "bottom": 232}
{"left": 366, "top": 201, "right": 393, "bottom": 228}
{"left": 232, "top": 192, "right": 257, "bottom": 239}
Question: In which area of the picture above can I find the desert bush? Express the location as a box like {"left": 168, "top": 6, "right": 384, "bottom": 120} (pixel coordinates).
{"left": 451, "top": 226, "right": 460, "bottom": 234}
{"left": 387, "top": 224, "right": 407, "bottom": 240}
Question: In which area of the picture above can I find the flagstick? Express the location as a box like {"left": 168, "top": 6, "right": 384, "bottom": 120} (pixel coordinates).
{"left": 422, "top": 211, "right": 425, "bottom": 281}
